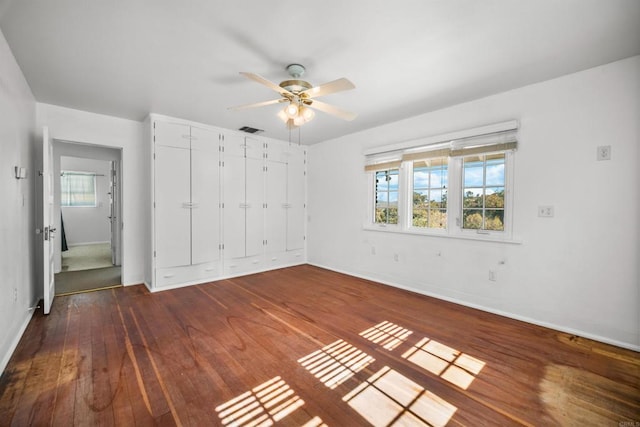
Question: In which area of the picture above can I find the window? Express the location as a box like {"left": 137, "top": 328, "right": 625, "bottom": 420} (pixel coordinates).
{"left": 61, "top": 171, "right": 97, "bottom": 207}
{"left": 412, "top": 158, "right": 448, "bottom": 229}
{"left": 462, "top": 153, "right": 505, "bottom": 231}
{"left": 364, "top": 122, "right": 517, "bottom": 241}
{"left": 374, "top": 168, "right": 399, "bottom": 225}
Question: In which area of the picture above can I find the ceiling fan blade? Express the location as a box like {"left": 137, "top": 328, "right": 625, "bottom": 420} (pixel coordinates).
{"left": 301, "top": 78, "right": 355, "bottom": 98}
{"left": 228, "top": 98, "right": 285, "bottom": 111}
{"left": 308, "top": 99, "right": 357, "bottom": 121}
{"left": 240, "top": 72, "right": 293, "bottom": 96}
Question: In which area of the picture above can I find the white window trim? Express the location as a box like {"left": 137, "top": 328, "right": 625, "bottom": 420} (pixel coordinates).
{"left": 364, "top": 121, "right": 520, "bottom": 244}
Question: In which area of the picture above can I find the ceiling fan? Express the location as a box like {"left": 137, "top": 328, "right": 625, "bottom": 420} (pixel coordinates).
{"left": 229, "top": 64, "right": 357, "bottom": 128}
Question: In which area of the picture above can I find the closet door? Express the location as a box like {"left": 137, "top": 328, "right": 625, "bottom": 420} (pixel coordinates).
{"left": 287, "top": 148, "right": 306, "bottom": 251}
{"left": 155, "top": 143, "right": 191, "bottom": 268}
{"left": 244, "top": 137, "right": 264, "bottom": 258}
{"left": 223, "top": 135, "right": 246, "bottom": 259}
{"left": 190, "top": 126, "right": 220, "bottom": 265}
{"left": 265, "top": 160, "right": 287, "bottom": 254}
{"left": 155, "top": 121, "right": 190, "bottom": 149}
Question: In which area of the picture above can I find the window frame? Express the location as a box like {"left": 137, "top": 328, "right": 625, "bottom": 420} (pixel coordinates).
{"left": 371, "top": 166, "right": 402, "bottom": 229}
{"left": 366, "top": 150, "right": 515, "bottom": 242}
{"left": 407, "top": 159, "right": 450, "bottom": 235}
{"left": 60, "top": 170, "right": 98, "bottom": 208}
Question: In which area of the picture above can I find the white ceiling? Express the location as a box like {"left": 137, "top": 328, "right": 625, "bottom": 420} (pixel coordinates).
{"left": 1, "top": 0, "right": 639, "bottom": 144}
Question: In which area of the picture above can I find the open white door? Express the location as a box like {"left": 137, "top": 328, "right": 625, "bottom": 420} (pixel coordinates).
{"left": 109, "top": 160, "right": 121, "bottom": 266}
{"left": 42, "top": 127, "right": 56, "bottom": 314}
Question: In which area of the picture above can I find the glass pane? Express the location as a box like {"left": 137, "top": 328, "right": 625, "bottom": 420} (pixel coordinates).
{"left": 412, "top": 208, "right": 428, "bottom": 227}
{"left": 375, "top": 171, "right": 389, "bottom": 192}
{"left": 388, "top": 191, "right": 398, "bottom": 203}
{"left": 485, "top": 210, "right": 504, "bottom": 231}
{"left": 431, "top": 167, "right": 448, "bottom": 188}
{"left": 375, "top": 207, "right": 387, "bottom": 224}
{"left": 463, "top": 188, "right": 483, "bottom": 208}
{"left": 430, "top": 190, "right": 444, "bottom": 208}
{"left": 463, "top": 210, "right": 483, "bottom": 229}
{"left": 387, "top": 207, "right": 398, "bottom": 224}
{"left": 485, "top": 187, "right": 504, "bottom": 208}
{"left": 387, "top": 172, "right": 399, "bottom": 191}
{"left": 463, "top": 157, "right": 484, "bottom": 187}
{"left": 429, "top": 209, "right": 447, "bottom": 229}
{"left": 413, "top": 190, "right": 428, "bottom": 208}
{"left": 485, "top": 154, "right": 505, "bottom": 186}
{"left": 61, "top": 172, "right": 96, "bottom": 207}
{"left": 413, "top": 168, "right": 429, "bottom": 190}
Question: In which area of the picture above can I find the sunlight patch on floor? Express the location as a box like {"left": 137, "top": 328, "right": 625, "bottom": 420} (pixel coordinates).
{"left": 359, "top": 321, "right": 413, "bottom": 351}
{"left": 215, "top": 376, "right": 311, "bottom": 426}
{"left": 343, "top": 366, "right": 457, "bottom": 427}
{"left": 298, "top": 339, "right": 375, "bottom": 389}
{"left": 402, "top": 337, "right": 485, "bottom": 390}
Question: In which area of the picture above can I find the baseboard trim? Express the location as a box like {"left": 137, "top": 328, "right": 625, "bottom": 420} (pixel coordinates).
{"left": 308, "top": 262, "right": 640, "bottom": 352}
{"left": 0, "top": 305, "right": 37, "bottom": 376}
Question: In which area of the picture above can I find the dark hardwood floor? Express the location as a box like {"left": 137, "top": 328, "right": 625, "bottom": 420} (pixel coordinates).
{"left": 1, "top": 265, "right": 638, "bottom": 426}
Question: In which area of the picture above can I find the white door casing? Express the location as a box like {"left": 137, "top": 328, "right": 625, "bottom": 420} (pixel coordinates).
{"left": 42, "top": 127, "right": 56, "bottom": 314}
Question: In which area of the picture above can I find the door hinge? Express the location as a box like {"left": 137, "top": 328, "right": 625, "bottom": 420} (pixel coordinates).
{"left": 153, "top": 251, "right": 156, "bottom": 257}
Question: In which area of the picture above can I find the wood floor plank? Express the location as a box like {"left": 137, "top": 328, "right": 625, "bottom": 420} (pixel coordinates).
{"left": 1, "top": 265, "right": 638, "bottom": 426}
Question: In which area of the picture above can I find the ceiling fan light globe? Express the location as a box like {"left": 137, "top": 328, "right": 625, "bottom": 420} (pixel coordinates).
{"left": 301, "top": 107, "right": 315, "bottom": 121}
{"left": 285, "top": 103, "right": 299, "bottom": 118}
{"left": 293, "top": 115, "right": 305, "bottom": 126}
{"left": 277, "top": 109, "right": 289, "bottom": 123}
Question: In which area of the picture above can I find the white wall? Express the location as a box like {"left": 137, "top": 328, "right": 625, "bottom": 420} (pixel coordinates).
{"left": 0, "top": 29, "right": 37, "bottom": 373}
{"left": 36, "top": 103, "right": 145, "bottom": 285}
{"left": 60, "top": 157, "right": 111, "bottom": 245}
{"left": 308, "top": 56, "right": 640, "bottom": 350}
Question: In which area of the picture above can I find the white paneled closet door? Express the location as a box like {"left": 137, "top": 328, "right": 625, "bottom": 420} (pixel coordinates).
{"left": 287, "top": 147, "right": 306, "bottom": 251}
{"left": 245, "top": 137, "right": 264, "bottom": 258}
{"left": 190, "top": 126, "right": 220, "bottom": 265}
{"left": 223, "top": 133, "right": 247, "bottom": 259}
{"left": 265, "top": 159, "right": 287, "bottom": 254}
{"left": 154, "top": 122, "right": 191, "bottom": 268}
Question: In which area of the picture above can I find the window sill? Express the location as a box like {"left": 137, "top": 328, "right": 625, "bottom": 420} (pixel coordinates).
{"left": 362, "top": 225, "right": 522, "bottom": 244}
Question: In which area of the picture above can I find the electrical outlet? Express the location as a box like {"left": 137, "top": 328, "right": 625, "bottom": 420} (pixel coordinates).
{"left": 538, "top": 206, "right": 554, "bottom": 217}
{"left": 597, "top": 145, "right": 611, "bottom": 161}
{"left": 13, "top": 287, "right": 18, "bottom": 302}
{"left": 489, "top": 270, "right": 497, "bottom": 282}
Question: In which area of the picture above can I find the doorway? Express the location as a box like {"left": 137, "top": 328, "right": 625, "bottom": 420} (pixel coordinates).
{"left": 52, "top": 142, "right": 123, "bottom": 295}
